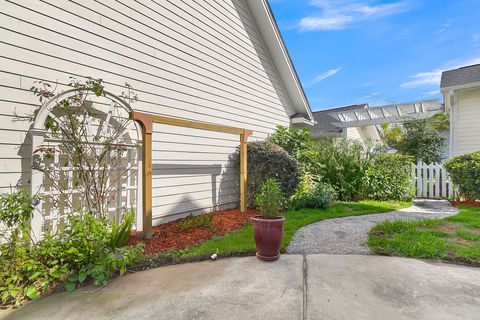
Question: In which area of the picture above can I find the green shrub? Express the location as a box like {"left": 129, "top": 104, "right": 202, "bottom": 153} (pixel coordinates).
{"left": 290, "top": 172, "right": 318, "bottom": 205}
{"left": 178, "top": 211, "right": 215, "bottom": 231}
{"left": 365, "top": 154, "right": 415, "bottom": 201}
{"left": 290, "top": 177, "right": 337, "bottom": 211}
{"left": 444, "top": 151, "right": 480, "bottom": 200}
{"left": 254, "top": 179, "right": 285, "bottom": 218}
{"left": 108, "top": 209, "right": 135, "bottom": 249}
{"left": 0, "top": 191, "right": 142, "bottom": 306}
{"left": 315, "top": 137, "right": 371, "bottom": 201}
{"left": 233, "top": 140, "right": 301, "bottom": 204}
{"left": 269, "top": 126, "right": 321, "bottom": 173}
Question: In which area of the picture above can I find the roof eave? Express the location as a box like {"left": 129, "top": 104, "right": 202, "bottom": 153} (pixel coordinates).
{"left": 440, "top": 81, "right": 480, "bottom": 93}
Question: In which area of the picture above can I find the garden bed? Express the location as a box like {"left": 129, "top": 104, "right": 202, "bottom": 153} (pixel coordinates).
{"left": 452, "top": 200, "right": 480, "bottom": 207}
{"left": 128, "top": 208, "right": 259, "bottom": 256}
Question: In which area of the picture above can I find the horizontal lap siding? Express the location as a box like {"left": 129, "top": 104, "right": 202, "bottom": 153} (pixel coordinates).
{"left": 455, "top": 90, "right": 480, "bottom": 156}
{"left": 0, "top": 0, "right": 293, "bottom": 221}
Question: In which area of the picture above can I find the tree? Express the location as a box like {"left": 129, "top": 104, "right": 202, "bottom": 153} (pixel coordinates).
{"left": 383, "top": 120, "right": 446, "bottom": 164}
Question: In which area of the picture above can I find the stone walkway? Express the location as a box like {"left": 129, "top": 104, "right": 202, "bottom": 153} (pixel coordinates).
{"left": 4, "top": 255, "right": 480, "bottom": 320}
{"left": 286, "top": 199, "right": 459, "bottom": 255}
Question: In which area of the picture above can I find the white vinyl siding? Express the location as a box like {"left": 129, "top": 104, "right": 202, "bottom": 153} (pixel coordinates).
{"left": 344, "top": 127, "right": 362, "bottom": 141}
{"left": 0, "top": 0, "right": 294, "bottom": 223}
{"left": 452, "top": 89, "right": 480, "bottom": 156}
{"left": 343, "top": 126, "right": 380, "bottom": 145}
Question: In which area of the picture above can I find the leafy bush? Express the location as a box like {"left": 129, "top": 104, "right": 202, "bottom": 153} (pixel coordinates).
{"left": 254, "top": 179, "right": 285, "bottom": 218}
{"left": 315, "top": 137, "right": 372, "bottom": 201}
{"left": 365, "top": 154, "right": 415, "bottom": 201}
{"left": 0, "top": 192, "right": 142, "bottom": 306}
{"left": 290, "top": 172, "right": 318, "bottom": 205}
{"left": 178, "top": 211, "right": 215, "bottom": 231}
{"left": 290, "top": 179, "right": 337, "bottom": 211}
{"left": 444, "top": 151, "right": 480, "bottom": 200}
{"left": 269, "top": 126, "right": 321, "bottom": 173}
{"left": 233, "top": 140, "right": 301, "bottom": 204}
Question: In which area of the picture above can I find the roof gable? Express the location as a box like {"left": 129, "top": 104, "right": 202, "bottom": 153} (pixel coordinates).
{"left": 245, "top": 0, "right": 313, "bottom": 123}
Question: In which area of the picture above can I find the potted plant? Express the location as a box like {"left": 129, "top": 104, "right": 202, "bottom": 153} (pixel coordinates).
{"left": 250, "top": 178, "right": 286, "bottom": 261}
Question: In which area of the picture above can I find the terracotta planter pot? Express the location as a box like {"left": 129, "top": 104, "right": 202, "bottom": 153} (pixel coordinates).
{"left": 250, "top": 216, "right": 285, "bottom": 261}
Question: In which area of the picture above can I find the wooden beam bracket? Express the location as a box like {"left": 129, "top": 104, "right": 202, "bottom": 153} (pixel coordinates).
{"left": 132, "top": 113, "right": 252, "bottom": 238}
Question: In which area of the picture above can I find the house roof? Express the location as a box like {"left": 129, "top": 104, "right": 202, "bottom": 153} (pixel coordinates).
{"left": 440, "top": 64, "right": 480, "bottom": 89}
{"left": 311, "top": 104, "right": 368, "bottom": 136}
{"left": 245, "top": 0, "right": 314, "bottom": 124}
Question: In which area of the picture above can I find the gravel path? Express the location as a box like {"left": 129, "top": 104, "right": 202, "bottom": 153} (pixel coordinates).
{"left": 286, "top": 199, "right": 459, "bottom": 255}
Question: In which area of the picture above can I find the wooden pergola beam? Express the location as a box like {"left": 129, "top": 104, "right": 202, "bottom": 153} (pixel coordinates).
{"left": 132, "top": 111, "right": 252, "bottom": 239}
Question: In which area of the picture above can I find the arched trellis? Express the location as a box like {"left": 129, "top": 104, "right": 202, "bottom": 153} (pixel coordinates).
{"left": 29, "top": 88, "right": 143, "bottom": 240}
{"left": 30, "top": 88, "right": 252, "bottom": 240}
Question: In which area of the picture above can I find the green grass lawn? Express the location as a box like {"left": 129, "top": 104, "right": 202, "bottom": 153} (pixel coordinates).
{"left": 368, "top": 206, "right": 480, "bottom": 266}
{"left": 137, "top": 200, "right": 410, "bottom": 267}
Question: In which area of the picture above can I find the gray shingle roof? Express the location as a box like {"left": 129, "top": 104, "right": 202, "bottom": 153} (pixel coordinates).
{"left": 440, "top": 64, "right": 480, "bottom": 88}
{"left": 311, "top": 104, "right": 368, "bottom": 136}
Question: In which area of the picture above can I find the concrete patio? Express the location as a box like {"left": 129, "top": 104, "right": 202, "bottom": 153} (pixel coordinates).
{"left": 3, "top": 255, "right": 480, "bottom": 320}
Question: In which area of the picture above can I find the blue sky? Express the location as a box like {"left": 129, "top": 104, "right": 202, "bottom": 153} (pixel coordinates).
{"left": 269, "top": 0, "right": 480, "bottom": 111}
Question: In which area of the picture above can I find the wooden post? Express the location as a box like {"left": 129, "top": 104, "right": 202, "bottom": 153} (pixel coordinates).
{"left": 239, "top": 130, "right": 251, "bottom": 212}
{"left": 142, "top": 131, "right": 153, "bottom": 239}
{"left": 132, "top": 112, "right": 153, "bottom": 239}
{"left": 134, "top": 111, "right": 252, "bottom": 230}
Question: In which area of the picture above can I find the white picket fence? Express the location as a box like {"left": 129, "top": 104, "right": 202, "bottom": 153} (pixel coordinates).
{"left": 413, "top": 161, "right": 455, "bottom": 199}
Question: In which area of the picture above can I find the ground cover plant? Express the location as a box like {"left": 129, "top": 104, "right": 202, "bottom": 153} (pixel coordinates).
{"left": 0, "top": 191, "right": 142, "bottom": 307}
{"left": 368, "top": 205, "right": 480, "bottom": 266}
{"left": 135, "top": 200, "right": 411, "bottom": 267}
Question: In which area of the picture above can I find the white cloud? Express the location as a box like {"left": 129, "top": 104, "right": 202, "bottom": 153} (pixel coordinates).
{"left": 311, "top": 67, "right": 342, "bottom": 84}
{"left": 438, "top": 22, "right": 452, "bottom": 33}
{"left": 400, "top": 71, "right": 442, "bottom": 89}
{"left": 424, "top": 90, "right": 441, "bottom": 96}
{"left": 401, "top": 57, "right": 480, "bottom": 89}
{"left": 299, "top": 0, "right": 412, "bottom": 31}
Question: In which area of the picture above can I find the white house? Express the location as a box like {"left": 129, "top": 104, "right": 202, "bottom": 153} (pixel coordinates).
{"left": 441, "top": 64, "right": 480, "bottom": 157}
{"left": 310, "top": 104, "right": 381, "bottom": 144}
{"left": 0, "top": 0, "right": 313, "bottom": 230}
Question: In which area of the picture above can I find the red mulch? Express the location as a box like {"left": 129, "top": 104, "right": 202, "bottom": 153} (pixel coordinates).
{"left": 452, "top": 200, "right": 480, "bottom": 208}
{"left": 128, "top": 208, "right": 259, "bottom": 256}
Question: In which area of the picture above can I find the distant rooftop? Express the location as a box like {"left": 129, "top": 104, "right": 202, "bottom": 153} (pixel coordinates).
{"left": 311, "top": 104, "right": 367, "bottom": 136}
{"left": 441, "top": 64, "right": 480, "bottom": 89}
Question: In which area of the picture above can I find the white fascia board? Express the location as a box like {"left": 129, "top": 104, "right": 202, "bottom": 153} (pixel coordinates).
{"left": 245, "top": 0, "right": 314, "bottom": 122}
{"left": 290, "top": 116, "right": 315, "bottom": 126}
{"left": 441, "top": 81, "right": 480, "bottom": 93}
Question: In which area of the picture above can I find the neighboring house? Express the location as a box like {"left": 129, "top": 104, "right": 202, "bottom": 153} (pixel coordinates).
{"left": 0, "top": 0, "right": 313, "bottom": 226}
{"left": 310, "top": 104, "right": 381, "bottom": 144}
{"left": 441, "top": 64, "right": 480, "bottom": 157}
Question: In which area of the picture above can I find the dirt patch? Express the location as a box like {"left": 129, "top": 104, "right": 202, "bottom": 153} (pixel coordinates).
{"left": 433, "top": 223, "right": 462, "bottom": 233}
{"left": 452, "top": 200, "right": 480, "bottom": 207}
{"left": 446, "top": 237, "right": 474, "bottom": 247}
{"left": 128, "top": 208, "right": 259, "bottom": 256}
